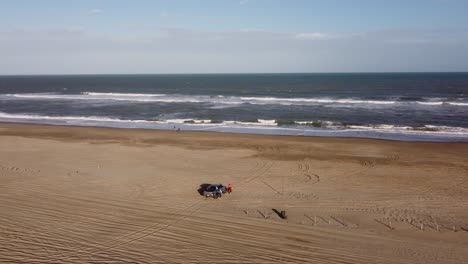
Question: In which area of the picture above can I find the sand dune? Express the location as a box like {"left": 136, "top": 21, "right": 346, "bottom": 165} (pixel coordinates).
{"left": 0, "top": 123, "right": 467, "bottom": 263}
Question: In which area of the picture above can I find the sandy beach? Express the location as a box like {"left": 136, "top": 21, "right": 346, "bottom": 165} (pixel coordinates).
{"left": 0, "top": 122, "right": 467, "bottom": 263}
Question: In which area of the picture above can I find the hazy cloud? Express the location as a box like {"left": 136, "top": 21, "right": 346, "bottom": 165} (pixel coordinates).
{"left": 158, "top": 10, "right": 184, "bottom": 19}
{"left": 1, "top": 27, "right": 467, "bottom": 74}
{"left": 374, "top": 28, "right": 468, "bottom": 44}
{"left": 87, "top": 9, "right": 103, "bottom": 15}
{"left": 295, "top": 32, "right": 330, "bottom": 40}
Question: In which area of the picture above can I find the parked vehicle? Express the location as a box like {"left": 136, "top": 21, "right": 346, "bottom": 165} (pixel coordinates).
{"left": 202, "top": 184, "right": 227, "bottom": 198}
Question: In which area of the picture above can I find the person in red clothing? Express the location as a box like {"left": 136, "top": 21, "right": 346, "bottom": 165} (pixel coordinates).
{"left": 227, "top": 183, "right": 232, "bottom": 193}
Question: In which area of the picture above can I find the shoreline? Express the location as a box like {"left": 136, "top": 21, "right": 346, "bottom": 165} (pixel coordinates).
{"left": 1, "top": 121, "right": 468, "bottom": 144}
{"left": 0, "top": 121, "right": 468, "bottom": 145}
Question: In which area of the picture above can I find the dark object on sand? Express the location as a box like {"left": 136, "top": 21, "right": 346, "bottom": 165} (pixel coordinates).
{"left": 272, "top": 208, "right": 288, "bottom": 219}
{"left": 281, "top": 210, "right": 287, "bottom": 219}
{"left": 198, "top": 184, "right": 227, "bottom": 198}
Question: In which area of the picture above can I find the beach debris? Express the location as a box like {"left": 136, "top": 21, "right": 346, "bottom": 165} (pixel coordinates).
{"left": 272, "top": 209, "right": 287, "bottom": 219}
{"left": 330, "top": 216, "right": 347, "bottom": 227}
{"left": 281, "top": 210, "right": 287, "bottom": 219}
{"left": 374, "top": 219, "right": 394, "bottom": 230}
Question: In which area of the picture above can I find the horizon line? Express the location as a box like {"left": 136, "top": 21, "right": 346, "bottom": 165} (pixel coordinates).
{"left": 1, "top": 71, "right": 468, "bottom": 77}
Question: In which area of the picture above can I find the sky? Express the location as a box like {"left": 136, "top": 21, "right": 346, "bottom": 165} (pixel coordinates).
{"left": 1, "top": 0, "right": 468, "bottom": 74}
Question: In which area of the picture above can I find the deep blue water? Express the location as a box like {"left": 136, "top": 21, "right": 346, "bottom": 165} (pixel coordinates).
{"left": 0, "top": 73, "right": 467, "bottom": 141}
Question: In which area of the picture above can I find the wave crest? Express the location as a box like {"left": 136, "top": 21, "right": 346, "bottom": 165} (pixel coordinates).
{"left": 2, "top": 92, "right": 467, "bottom": 108}
{"left": 82, "top": 92, "right": 166, "bottom": 97}
{"left": 1, "top": 112, "right": 467, "bottom": 135}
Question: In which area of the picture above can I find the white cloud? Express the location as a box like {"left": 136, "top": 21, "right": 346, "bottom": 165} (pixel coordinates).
{"left": 239, "top": 28, "right": 265, "bottom": 32}
{"left": 87, "top": 9, "right": 103, "bottom": 15}
{"left": 159, "top": 10, "right": 183, "bottom": 18}
{"left": 239, "top": 0, "right": 249, "bottom": 5}
{"left": 295, "top": 32, "right": 330, "bottom": 40}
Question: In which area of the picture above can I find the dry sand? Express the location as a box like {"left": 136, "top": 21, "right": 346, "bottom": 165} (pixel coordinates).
{"left": 0, "top": 122, "right": 467, "bottom": 263}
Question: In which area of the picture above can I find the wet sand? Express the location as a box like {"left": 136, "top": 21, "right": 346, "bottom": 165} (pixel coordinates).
{"left": 0, "top": 122, "right": 467, "bottom": 263}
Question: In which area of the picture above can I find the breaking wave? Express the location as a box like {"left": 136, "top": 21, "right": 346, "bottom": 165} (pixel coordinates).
{"left": 2, "top": 92, "right": 467, "bottom": 107}
{"left": 1, "top": 112, "right": 467, "bottom": 137}
{"left": 417, "top": 101, "right": 468, "bottom": 106}
{"left": 82, "top": 92, "right": 166, "bottom": 97}
{"left": 0, "top": 112, "right": 148, "bottom": 123}
{"left": 4, "top": 93, "right": 203, "bottom": 103}
{"left": 240, "top": 97, "right": 396, "bottom": 105}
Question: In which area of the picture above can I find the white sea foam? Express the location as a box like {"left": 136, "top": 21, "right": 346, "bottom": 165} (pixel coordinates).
{"left": 448, "top": 102, "right": 468, "bottom": 106}
{"left": 1, "top": 112, "right": 467, "bottom": 140}
{"left": 240, "top": 96, "right": 395, "bottom": 105}
{"left": 258, "top": 119, "right": 277, "bottom": 125}
{"left": 82, "top": 92, "right": 166, "bottom": 97}
{"left": 0, "top": 111, "right": 149, "bottom": 123}
{"left": 345, "top": 124, "right": 468, "bottom": 134}
{"left": 223, "top": 119, "right": 277, "bottom": 126}
{"left": 295, "top": 120, "right": 335, "bottom": 126}
{"left": 165, "top": 119, "right": 213, "bottom": 124}
{"left": 1, "top": 93, "right": 397, "bottom": 105}
{"left": 417, "top": 101, "right": 444, "bottom": 105}
{"left": 2, "top": 92, "right": 467, "bottom": 108}
{"left": 5, "top": 93, "right": 203, "bottom": 103}
{"left": 6, "top": 94, "right": 80, "bottom": 100}
{"left": 417, "top": 101, "right": 468, "bottom": 106}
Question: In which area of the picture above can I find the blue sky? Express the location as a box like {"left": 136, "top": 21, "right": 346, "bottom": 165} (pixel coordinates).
{"left": 1, "top": 0, "right": 467, "bottom": 74}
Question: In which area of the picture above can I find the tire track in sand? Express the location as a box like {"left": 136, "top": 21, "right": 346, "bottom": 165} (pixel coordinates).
{"left": 298, "top": 161, "right": 320, "bottom": 185}
{"left": 45, "top": 157, "right": 269, "bottom": 263}
{"left": 43, "top": 200, "right": 205, "bottom": 263}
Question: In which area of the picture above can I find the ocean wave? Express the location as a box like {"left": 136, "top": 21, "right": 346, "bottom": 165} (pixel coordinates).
{"left": 240, "top": 96, "right": 396, "bottom": 105}
{"left": 223, "top": 119, "right": 278, "bottom": 126}
{"left": 1, "top": 112, "right": 467, "bottom": 135}
{"left": 448, "top": 102, "right": 468, "bottom": 106}
{"left": 417, "top": 101, "right": 444, "bottom": 105}
{"left": 2, "top": 92, "right": 467, "bottom": 108}
{"left": 346, "top": 125, "right": 468, "bottom": 135}
{"left": 5, "top": 93, "right": 204, "bottom": 103}
{"left": 82, "top": 92, "right": 166, "bottom": 97}
{"left": 265, "top": 119, "right": 468, "bottom": 134}
{"left": 0, "top": 112, "right": 151, "bottom": 123}
{"left": 416, "top": 101, "right": 468, "bottom": 106}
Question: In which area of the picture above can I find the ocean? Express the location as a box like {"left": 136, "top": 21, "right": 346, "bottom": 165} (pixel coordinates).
{"left": 0, "top": 73, "right": 467, "bottom": 141}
